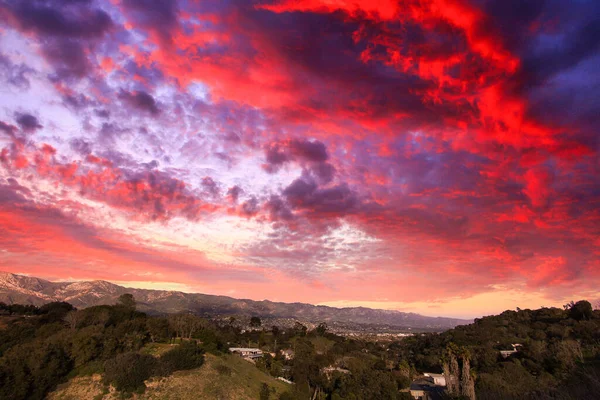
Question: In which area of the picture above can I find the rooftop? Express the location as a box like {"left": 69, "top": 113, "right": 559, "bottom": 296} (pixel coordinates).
{"left": 229, "top": 348, "right": 263, "bottom": 352}
{"left": 410, "top": 378, "right": 446, "bottom": 400}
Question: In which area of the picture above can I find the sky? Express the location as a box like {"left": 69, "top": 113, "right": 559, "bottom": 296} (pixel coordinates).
{"left": 0, "top": 0, "right": 598, "bottom": 319}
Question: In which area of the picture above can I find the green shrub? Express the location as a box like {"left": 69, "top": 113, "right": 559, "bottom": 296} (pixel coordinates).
{"left": 0, "top": 339, "right": 73, "bottom": 400}
{"left": 158, "top": 340, "right": 205, "bottom": 375}
{"left": 103, "top": 352, "right": 157, "bottom": 393}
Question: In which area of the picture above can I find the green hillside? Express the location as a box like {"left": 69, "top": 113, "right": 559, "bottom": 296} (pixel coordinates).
{"left": 396, "top": 300, "right": 600, "bottom": 399}
{"left": 50, "top": 353, "right": 290, "bottom": 400}
{"left": 3, "top": 298, "right": 599, "bottom": 400}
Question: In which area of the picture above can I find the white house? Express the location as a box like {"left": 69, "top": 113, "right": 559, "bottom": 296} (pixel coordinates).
{"left": 281, "top": 349, "right": 295, "bottom": 360}
{"left": 423, "top": 373, "right": 446, "bottom": 386}
{"left": 229, "top": 347, "right": 264, "bottom": 360}
{"left": 409, "top": 377, "right": 445, "bottom": 400}
{"left": 500, "top": 343, "right": 522, "bottom": 358}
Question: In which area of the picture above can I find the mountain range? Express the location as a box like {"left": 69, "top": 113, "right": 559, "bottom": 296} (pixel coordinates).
{"left": 0, "top": 271, "right": 469, "bottom": 330}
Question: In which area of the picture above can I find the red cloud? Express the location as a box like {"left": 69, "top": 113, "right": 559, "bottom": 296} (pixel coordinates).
{"left": 2, "top": 143, "right": 220, "bottom": 222}
{"left": 523, "top": 166, "right": 554, "bottom": 208}
{"left": 258, "top": 0, "right": 399, "bottom": 20}
{"left": 0, "top": 198, "right": 264, "bottom": 286}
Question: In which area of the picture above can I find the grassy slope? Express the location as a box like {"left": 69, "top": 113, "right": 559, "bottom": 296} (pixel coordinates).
{"left": 139, "top": 343, "right": 177, "bottom": 357}
{"left": 50, "top": 353, "right": 290, "bottom": 400}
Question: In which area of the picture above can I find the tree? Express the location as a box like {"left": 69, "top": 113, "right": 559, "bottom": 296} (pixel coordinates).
{"left": 169, "top": 314, "right": 206, "bottom": 339}
{"left": 80, "top": 306, "right": 111, "bottom": 327}
{"left": 63, "top": 310, "right": 81, "bottom": 330}
{"left": 566, "top": 300, "right": 593, "bottom": 321}
{"left": 443, "top": 345, "right": 460, "bottom": 395}
{"left": 293, "top": 322, "right": 307, "bottom": 337}
{"left": 272, "top": 325, "right": 280, "bottom": 352}
{"left": 147, "top": 317, "right": 170, "bottom": 343}
{"left": 158, "top": 341, "right": 205, "bottom": 374}
{"left": 104, "top": 352, "right": 157, "bottom": 393}
{"left": 460, "top": 351, "right": 476, "bottom": 400}
{"left": 315, "top": 323, "right": 327, "bottom": 336}
{"left": 71, "top": 326, "right": 104, "bottom": 366}
{"left": 250, "top": 316, "right": 262, "bottom": 328}
{"left": 0, "top": 339, "right": 73, "bottom": 400}
{"left": 272, "top": 325, "right": 280, "bottom": 337}
{"left": 117, "top": 293, "right": 136, "bottom": 311}
{"left": 39, "top": 302, "right": 75, "bottom": 322}
{"left": 291, "top": 339, "right": 322, "bottom": 399}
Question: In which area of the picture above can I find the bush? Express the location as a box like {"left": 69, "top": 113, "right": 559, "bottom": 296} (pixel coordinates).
{"left": 103, "top": 352, "right": 157, "bottom": 393}
{"left": 567, "top": 300, "right": 593, "bottom": 321}
{"left": 0, "top": 339, "right": 73, "bottom": 400}
{"left": 158, "top": 340, "right": 205, "bottom": 375}
{"left": 195, "top": 327, "right": 227, "bottom": 355}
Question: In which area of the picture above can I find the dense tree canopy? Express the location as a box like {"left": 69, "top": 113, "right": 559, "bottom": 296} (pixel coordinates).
{"left": 0, "top": 298, "right": 207, "bottom": 399}
{"left": 0, "top": 299, "right": 598, "bottom": 400}
{"left": 398, "top": 301, "right": 600, "bottom": 399}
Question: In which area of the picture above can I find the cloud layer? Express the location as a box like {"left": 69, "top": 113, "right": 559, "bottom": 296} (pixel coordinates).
{"left": 0, "top": 0, "right": 598, "bottom": 317}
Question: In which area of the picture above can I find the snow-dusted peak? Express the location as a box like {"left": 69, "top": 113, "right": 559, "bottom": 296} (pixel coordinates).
{"left": 61, "top": 280, "right": 117, "bottom": 292}
{"left": 0, "top": 272, "right": 57, "bottom": 301}
{"left": 0, "top": 272, "right": 470, "bottom": 329}
{"left": 0, "top": 271, "right": 51, "bottom": 291}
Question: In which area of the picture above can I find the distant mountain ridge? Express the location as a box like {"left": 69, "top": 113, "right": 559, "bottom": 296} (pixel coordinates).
{"left": 0, "top": 271, "right": 469, "bottom": 330}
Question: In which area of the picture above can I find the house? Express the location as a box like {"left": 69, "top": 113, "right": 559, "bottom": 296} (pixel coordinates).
{"left": 322, "top": 366, "right": 351, "bottom": 380}
{"left": 229, "top": 347, "right": 264, "bottom": 360}
{"left": 500, "top": 343, "right": 522, "bottom": 358}
{"left": 423, "top": 373, "right": 446, "bottom": 386}
{"left": 500, "top": 350, "right": 516, "bottom": 358}
{"left": 409, "top": 377, "right": 446, "bottom": 400}
{"left": 322, "top": 366, "right": 350, "bottom": 375}
{"left": 281, "top": 349, "right": 295, "bottom": 360}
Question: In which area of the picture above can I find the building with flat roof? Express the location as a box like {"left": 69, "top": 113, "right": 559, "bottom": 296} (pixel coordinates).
{"left": 409, "top": 377, "right": 446, "bottom": 400}
{"left": 423, "top": 373, "right": 446, "bottom": 386}
{"left": 229, "top": 347, "right": 264, "bottom": 359}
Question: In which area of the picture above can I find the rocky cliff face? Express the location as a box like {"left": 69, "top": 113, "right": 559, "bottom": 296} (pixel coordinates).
{"left": 0, "top": 271, "right": 470, "bottom": 330}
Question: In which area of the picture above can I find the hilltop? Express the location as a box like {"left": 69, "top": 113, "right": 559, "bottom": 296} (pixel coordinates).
{"left": 398, "top": 301, "right": 600, "bottom": 399}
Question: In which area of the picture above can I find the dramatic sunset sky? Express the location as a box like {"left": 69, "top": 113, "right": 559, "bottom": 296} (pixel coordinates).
{"left": 0, "top": 0, "right": 598, "bottom": 318}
